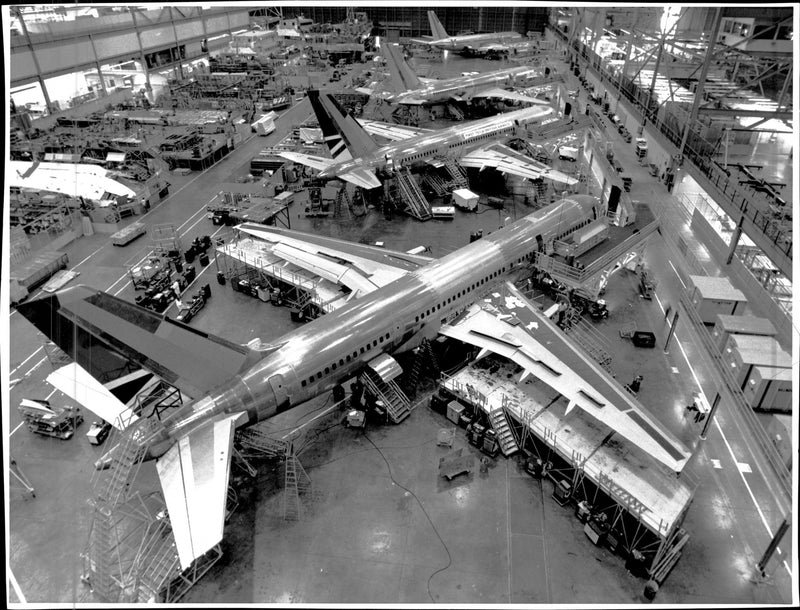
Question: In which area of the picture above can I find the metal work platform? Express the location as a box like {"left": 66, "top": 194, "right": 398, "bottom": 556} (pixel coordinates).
{"left": 440, "top": 360, "right": 696, "bottom": 584}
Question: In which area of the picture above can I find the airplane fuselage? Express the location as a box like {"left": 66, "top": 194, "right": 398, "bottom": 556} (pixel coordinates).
{"left": 390, "top": 66, "right": 543, "bottom": 105}
{"left": 432, "top": 31, "right": 522, "bottom": 53}
{"left": 317, "top": 103, "right": 555, "bottom": 181}
{"left": 149, "top": 195, "right": 601, "bottom": 456}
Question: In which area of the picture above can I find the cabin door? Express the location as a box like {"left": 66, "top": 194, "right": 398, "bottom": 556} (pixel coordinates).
{"left": 268, "top": 374, "right": 290, "bottom": 412}
{"left": 535, "top": 234, "right": 544, "bottom": 253}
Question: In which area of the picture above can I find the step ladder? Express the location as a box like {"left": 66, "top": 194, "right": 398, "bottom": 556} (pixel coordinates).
{"left": 443, "top": 159, "right": 469, "bottom": 189}
{"left": 283, "top": 452, "right": 312, "bottom": 521}
{"left": 10, "top": 458, "right": 35, "bottom": 498}
{"left": 488, "top": 407, "right": 519, "bottom": 457}
{"left": 360, "top": 369, "right": 411, "bottom": 424}
{"left": 394, "top": 169, "right": 432, "bottom": 221}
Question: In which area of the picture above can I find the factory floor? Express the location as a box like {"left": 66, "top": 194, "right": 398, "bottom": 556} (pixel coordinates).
{"left": 6, "top": 49, "right": 794, "bottom": 605}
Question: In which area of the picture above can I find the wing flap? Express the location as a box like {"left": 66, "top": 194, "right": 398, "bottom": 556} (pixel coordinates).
{"left": 157, "top": 413, "right": 244, "bottom": 571}
{"left": 461, "top": 145, "right": 578, "bottom": 185}
{"left": 358, "top": 119, "right": 432, "bottom": 141}
{"left": 47, "top": 362, "right": 139, "bottom": 430}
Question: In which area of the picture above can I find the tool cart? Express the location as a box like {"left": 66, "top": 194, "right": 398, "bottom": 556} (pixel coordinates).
{"left": 19, "top": 398, "right": 83, "bottom": 440}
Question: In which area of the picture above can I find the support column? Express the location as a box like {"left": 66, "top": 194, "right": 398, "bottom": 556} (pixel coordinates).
{"left": 725, "top": 212, "right": 746, "bottom": 265}
{"left": 678, "top": 8, "right": 723, "bottom": 159}
{"left": 169, "top": 7, "right": 185, "bottom": 80}
{"left": 87, "top": 34, "right": 109, "bottom": 98}
{"left": 699, "top": 392, "right": 721, "bottom": 440}
{"left": 14, "top": 7, "right": 53, "bottom": 112}
{"left": 129, "top": 8, "right": 153, "bottom": 93}
{"left": 756, "top": 515, "right": 791, "bottom": 576}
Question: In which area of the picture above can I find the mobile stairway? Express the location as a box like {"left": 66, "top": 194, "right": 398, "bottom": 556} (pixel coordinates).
{"left": 393, "top": 168, "right": 432, "bottom": 221}
{"left": 361, "top": 354, "right": 412, "bottom": 424}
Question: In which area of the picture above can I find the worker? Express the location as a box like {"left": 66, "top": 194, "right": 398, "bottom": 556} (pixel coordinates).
{"left": 627, "top": 375, "right": 643, "bottom": 394}
{"left": 643, "top": 579, "right": 659, "bottom": 601}
{"left": 172, "top": 279, "right": 182, "bottom": 303}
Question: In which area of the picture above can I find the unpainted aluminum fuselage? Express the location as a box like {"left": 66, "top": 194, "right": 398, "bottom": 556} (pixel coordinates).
{"left": 317, "top": 102, "right": 555, "bottom": 181}
{"left": 145, "top": 196, "right": 599, "bottom": 458}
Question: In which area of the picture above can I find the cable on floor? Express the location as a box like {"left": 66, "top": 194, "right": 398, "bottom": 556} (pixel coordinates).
{"left": 363, "top": 433, "right": 452, "bottom": 603}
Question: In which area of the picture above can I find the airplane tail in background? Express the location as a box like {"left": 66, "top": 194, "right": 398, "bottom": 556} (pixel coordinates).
{"left": 313, "top": 90, "right": 379, "bottom": 158}
{"left": 382, "top": 43, "right": 422, "bottom": 92}
{"left": 308, "top": 89, "right": 354, "bottom": 162}
{"left": 427, "top": 10, "right": 449, "bottom": 40}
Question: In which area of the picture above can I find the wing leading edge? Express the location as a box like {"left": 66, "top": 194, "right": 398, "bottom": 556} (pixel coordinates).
{"left": 440, "top": 283, "right": 690, "bottom": 473}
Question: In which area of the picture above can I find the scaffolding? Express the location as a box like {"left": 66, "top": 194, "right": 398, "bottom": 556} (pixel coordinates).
{"left": 440, "top": 362, "right": 697, "bottom": 586}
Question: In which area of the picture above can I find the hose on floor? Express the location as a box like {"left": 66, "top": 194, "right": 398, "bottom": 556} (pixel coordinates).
{"left": 363, "top": 433, "right": 452, "bottom": 603}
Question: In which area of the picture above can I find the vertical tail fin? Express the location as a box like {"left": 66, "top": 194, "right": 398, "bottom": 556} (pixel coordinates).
{"left": 382, "top": 43, "right": 421, "bottom": 92}
{"left": 308, "top": 89, "right": 353, "bottom": 161}
{"left": 315, "top": 92, "right": 379, "bottom": 158}
{"left": 427, "top": 10, "right": 449, "bottom": 40}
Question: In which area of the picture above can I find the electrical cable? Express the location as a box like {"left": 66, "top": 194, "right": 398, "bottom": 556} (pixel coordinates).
{"left": 363, "top": 433, "right": 452, "bottom": 603}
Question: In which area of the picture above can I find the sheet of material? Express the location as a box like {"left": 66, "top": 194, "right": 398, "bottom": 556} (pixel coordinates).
{"left": 156, "top": 412, "right": 244, "bottom": 571}
{"left": 440, "top": 284, "right": 690, "bottom": 473}
{"left": 46, "top": 363, "right": 139, "bottom": 430}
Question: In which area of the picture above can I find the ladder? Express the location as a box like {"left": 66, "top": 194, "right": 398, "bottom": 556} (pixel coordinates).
{"left": 236, "top": 425, "right": 291, "bottom": 459}
{"left": 443, "top": 159, "right": 469, "bottom": 189}
{"left": 488, "top": 407, "right": 519, "bottom": 457}
{"left": 360, "top": 370, "right": 411, "bottom": 424}
{"left": 10, "top": 459, "right": 35, "bottom": 498}
{"left": 283, "top": 453, "right": 312, "bottom": 521}
{"left": 394, "top": 169, "right": 432, "bottom": 221}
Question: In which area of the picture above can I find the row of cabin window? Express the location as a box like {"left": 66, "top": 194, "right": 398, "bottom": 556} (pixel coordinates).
{"left": 555, "top": 217, "right": 591, "bottom": 242}
{"left": 413, "top": 264, "right": 515, "bottom": 323}
{"left": 301, "top": 332, "right": 392, "bottom": 387}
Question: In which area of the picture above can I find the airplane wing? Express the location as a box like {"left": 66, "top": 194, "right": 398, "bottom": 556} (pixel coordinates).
{"left": 357, "top": 119, "right": 433, "bottom": 141}
{"left": 275, "top": 150, "right": 334, "bottom": 172}
{"left": 47, "top": 362, "right": 139, "bottom": 430}
{"left": 157, "top": 412, "right": 245, "bottom": 570}
{"left": 18, "top": 286, "right": 260, "bottom": 401}
{"left": 231, "top": 223, "right": 432, "bottom": 302}
{"left": 439, "top": 283, "right": 691, "bottom": 473}
{"left": 458, "top": 144, "right": 578, "bottom": 185}
{"left": 470, "top": 87, "right": 555, "bottom": 105}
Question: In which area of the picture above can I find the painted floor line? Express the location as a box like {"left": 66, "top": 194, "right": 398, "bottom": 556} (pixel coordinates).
{"left": 10, "top": 347, "right": 44, "bottom": 377}
{"left": 9, "top": 566, "right": 26, "bottom": 603}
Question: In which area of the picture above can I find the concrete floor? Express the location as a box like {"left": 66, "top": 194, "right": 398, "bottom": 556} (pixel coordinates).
{"left": 6, "top": 43, "right": 795, "bottom": 605}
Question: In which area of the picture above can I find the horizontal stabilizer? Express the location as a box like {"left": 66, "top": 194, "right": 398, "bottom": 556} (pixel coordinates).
{"left": 341, "top": 168, "right": 382, "bottom": 189}
{"left": 157, "top": 412, "right": 245, "bottom": 571}
{"left": 47, "top": 362, "right": 139, "bottom": 430}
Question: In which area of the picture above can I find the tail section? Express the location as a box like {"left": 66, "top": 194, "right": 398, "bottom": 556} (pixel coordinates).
{"left": 314, "top": 91, "right": 379, "bottom": 158}
{"left": 382, "top": 43, "right": 421, "bottom": 92}
{"left": 308, "top": 89, "right": 353, "bottom": 162}
{"left": 428, "top": 10, "right": 449, "bottom": 40}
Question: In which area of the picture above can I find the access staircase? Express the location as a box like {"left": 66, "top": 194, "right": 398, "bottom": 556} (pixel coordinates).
{"left": 85, "top": 417, "right": 166, "bottom": 602}
{"left": 360, "top": 369, "right": 412, "bottom": 424}
{"left": 421, "top": 171, "right": 450, "bottom": 197}
{"left": 394, "top": 169, "right": 432, "bottom": 221}
{"left": 236, "top": 425, "right": 292, "bottom": 459}
{"left": 443, "top": 159, "right": 469, "bottom": 189}
{"left": 488, "top": 407, "right": 519, "bottom": 456}
{"left": 405, "top": 337, "right": 441, "bottom": 394}
{"left": 446, "top": 103, "right": 465, "bottom": 121}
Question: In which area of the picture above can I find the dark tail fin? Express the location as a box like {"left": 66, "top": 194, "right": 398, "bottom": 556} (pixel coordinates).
{"left": 382, "top": 42, "right": 421, "bottom": 92}
{"left": 315, "top": 92, "right": 378, "bottom": 158}
{"left": 308, "top": 89, "right": 352, "bottom": 161}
